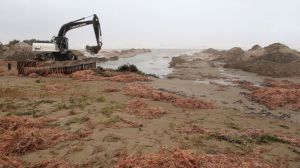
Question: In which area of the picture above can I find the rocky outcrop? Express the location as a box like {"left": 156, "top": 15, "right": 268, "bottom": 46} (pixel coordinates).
{"left": 169, "top": 56, "right": 187, "bottom": 67}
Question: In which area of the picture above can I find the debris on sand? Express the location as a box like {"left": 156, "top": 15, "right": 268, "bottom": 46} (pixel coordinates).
{"left": 115, "top": 118, "right": 140, "bottom": 129}
{"left": 103, "top": 87, "right": 120, "bottom": 93}
{"left": 116, "top": 148, "right": 275, "bottom": 168}
{"left": 176, "top": 125, "right": 208, "bottom": 134}
{"left": 0, "top": 116, "right": 89, "bottom": 156}
{"left": 31, "top": 159, "right": 76, "bottom": 168}
{"left": 233, "top": 80, "right": 259, "bottom": 91}
{"left": 177, "top": 126, "right": 300, "bottom": 146}
{"left": 212, "top": 128, "right": 300, "bottom": 146}
{"left": 127, "top": 99, "right": 167, "bottom": 119}
{"left": 125, "top": 83, "right": 215, "bottom": 109}
{"left": 0, "top": 155, "right": 24, "bottom": 168}
{"left": 0, "top": 116, "right": 52, "bottom": 133}
{"left": 45, "top": 83, "right": 67, "bottom": 93}
{"left": 240, "top": 80, "right": 300, "bottom": 110}
{"left": 108, "top": 73, "right": 151, "bottom": 82}
{"left": 71, "top": 70, "right": 151, "bottom": 82}
{"left": 71, "top": 70, "right": 102, "bottom": 81}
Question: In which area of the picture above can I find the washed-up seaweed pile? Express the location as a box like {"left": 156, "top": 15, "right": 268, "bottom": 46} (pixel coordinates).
{"left": 0, "top": 116, "right": 89, "bottom": 167}
{"left": 0, "top": 155, "right": 24, "bottom": 168}
{"left": 237, "top": 80, "right": 300, "bottom": 110}
{"left": 44, "top": 83, "right": 67, "bottom": 94}
{"left": 233, "top": 80, "right": 259, "bottom": 91}
{"left": 31, "top": 159, "right": 76, "bottom": 168}
{"left": 71, "top": 70, "right": 150, "bottom": 82}
{"left": 115, "top": 148, "right": 275, "bottom": 168}
{"left": 71, "top": 70, "right": 102, "bottom": 81}
{"left": 108, "top": 73, "right": 151, "bottom": 82}
{"left": 127, "top": 99, "right": 167, "bottom": 119}
{"left": 125, "top": 83, "right": 215, "bottom": 109}
{"left": 176, "top": 125, "right": 300, "bottom": 146}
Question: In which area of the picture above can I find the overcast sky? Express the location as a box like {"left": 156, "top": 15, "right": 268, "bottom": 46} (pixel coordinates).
{"left": 1, "top": 0, "right": 299, "bottom": 49}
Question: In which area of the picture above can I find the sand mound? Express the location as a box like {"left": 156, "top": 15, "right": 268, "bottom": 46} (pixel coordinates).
{"left": 0, "top": 42, "right": 36, "bottom": 61}
{"left": 125, "top": 83, "right": 215, "bottom": 109}
{"left": 127, "top": 99, "right": 167, "bottom": 119}
{"left": 223, "top": 43, "right": 300, "bottom": 77}
{"left": 116, "top": 148, "right": 275, "bottom": 168}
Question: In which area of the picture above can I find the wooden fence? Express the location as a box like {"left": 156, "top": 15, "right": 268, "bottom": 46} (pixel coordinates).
{"left": 17, "top": 61, "right": 96, "bottom": 76}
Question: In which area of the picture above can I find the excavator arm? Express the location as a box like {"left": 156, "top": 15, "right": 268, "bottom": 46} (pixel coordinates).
{"left": 55, "top": 14, "right": 102, "bottom": 53}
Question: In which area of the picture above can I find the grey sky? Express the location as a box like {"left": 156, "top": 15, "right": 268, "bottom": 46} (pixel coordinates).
{"left": 1, "top": 0, "right": 299, "bottom": 49}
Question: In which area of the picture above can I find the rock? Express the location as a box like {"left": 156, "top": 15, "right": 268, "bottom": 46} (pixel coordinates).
{"left": 109, "top": 56, "right": 119, "bottom": 60}
{"left": 169, "top": 56, "right": 186, "bottom": 67}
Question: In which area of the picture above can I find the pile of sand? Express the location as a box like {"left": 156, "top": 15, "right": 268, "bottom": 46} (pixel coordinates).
{"left": 0, "top": 42, "right": 36, "bottom": 61}
{"left": 222, "top": 43, "right": 300, "bottom": 77}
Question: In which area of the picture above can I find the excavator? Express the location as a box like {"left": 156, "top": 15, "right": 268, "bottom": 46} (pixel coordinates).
{"left": 32, "top": 14, "right": 102, "bottom": 61}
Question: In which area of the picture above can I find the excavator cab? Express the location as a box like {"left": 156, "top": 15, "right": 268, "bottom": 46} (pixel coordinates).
{"left": 52, "top": 36, "right": 69, "bottom": 53}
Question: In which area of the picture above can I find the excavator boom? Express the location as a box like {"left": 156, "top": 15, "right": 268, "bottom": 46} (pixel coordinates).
{"left": 55, "top": 14, "right": 102, "bottom": 53}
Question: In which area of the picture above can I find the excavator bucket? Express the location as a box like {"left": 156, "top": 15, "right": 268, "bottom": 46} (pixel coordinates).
{"left": 86, "top": 45, "right": 101, "bottom": 54}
